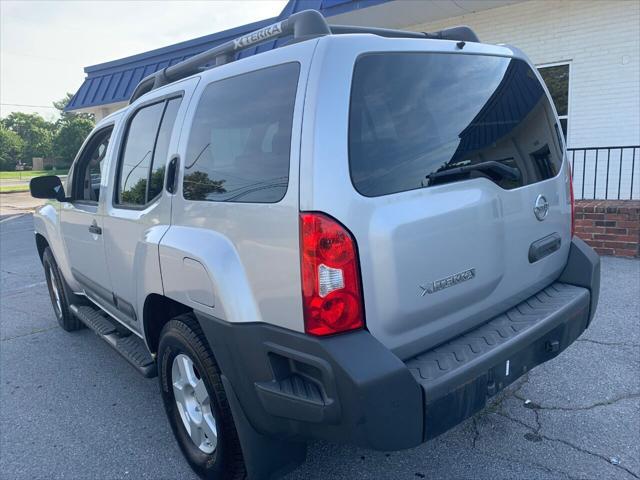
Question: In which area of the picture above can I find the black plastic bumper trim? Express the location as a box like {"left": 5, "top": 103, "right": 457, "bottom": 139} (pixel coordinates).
{"left": 559, "top": 236, "right": 601, "bottom": 325}
{"left": 195, "top": 314, "right": 424, "bottom": 452}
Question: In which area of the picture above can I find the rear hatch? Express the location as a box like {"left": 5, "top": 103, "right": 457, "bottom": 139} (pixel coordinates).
{"left": 345, "top": 51, "right": 573, "bottom": 359}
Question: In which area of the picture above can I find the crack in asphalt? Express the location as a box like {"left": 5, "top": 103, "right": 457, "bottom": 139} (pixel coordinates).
{"left": 472, "top": 373, "right": 640, "bottom": 479}
{"left": 0, "top": 268, "right": 42, "bottom": 282}
{"left": 474, "top": 447, "right": 584, "bottom": 480}
{"left": 513, "top": 391, "right": 640, "bottom": 412}
{"left": 471, "top": 417, "right": 480, "bottom": 449}
{"left": 1, "top": 326, "right": 58, "bottom": 342}
{"left": 497, "top": 409, "right": 640, "bottom": 479}
{"left": 473, "top": 410, "right": 587, "bottom": 480}
{"left": 466, "top": 377, "right": 594, "bottom": 480}
{"left": 1, "top": 269, "right": 21, "bottom": 275}
{"left": 577, "top": 338, "right": 640, "bottom": 348}
{"left": 2, "top": 281, "right": 47, "bottom": 297}
{"left": 489, "top": 412, "right": 591, "bottom": 480}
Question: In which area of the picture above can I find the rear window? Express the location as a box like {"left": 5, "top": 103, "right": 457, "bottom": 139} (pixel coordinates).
{"left": 349, "top": 53, "right": 563, "bottom": 197}
{"left": 183, "top": 63, "right": 300, "bottom": 203}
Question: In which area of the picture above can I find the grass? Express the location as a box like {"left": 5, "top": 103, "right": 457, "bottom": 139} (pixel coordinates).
{"left": 0, "top": 185, "right": 30, "bottom": 193}
{"left": 0, "top": 169, "right": 68, "bottom": 180}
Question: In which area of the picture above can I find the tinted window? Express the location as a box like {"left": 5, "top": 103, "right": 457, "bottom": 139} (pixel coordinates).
{"left": 183, "top": 63, "right": 300, "bottom": 203}
{"left": 148, "top": 98, "right": 181, "bottom": 200}
{"left": 349, "top": 54, "right": 563, "bottom": 197}
{"left": 538, "top": 64, "right": 569, "bottom": 139}
{"left": 118, "top": 102, "right": 164, "bottom": 206}
{"left": 538, "top": 64, "right": 568, "bottom": 116}
{"left": 73, "top": 127, "right": 112, "bottom": 202}
{"left": 117, "top": 97, "right": 181, "bottom": 206}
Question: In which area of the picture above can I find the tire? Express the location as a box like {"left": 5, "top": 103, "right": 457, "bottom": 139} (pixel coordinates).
{"left": 158, "top": 313, "right": 246, "bottom": 480}
{"left": 42, "top": 247, "right": 83, "bottom": 331}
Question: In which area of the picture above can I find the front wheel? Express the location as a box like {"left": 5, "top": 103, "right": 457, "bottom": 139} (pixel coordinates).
{"left": 158, "top": 314, "right": 246, "bottom": 480}
{"left": 42, "top": 247, "right": 83, "bottom": 331}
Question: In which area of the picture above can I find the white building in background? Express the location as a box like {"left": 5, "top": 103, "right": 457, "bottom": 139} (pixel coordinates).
{"left": 68, "top": 0, "right": 639, "bottom": 199}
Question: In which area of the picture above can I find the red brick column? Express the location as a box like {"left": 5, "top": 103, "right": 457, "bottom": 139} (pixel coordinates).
{"left": 574, "top": 200, "right": 640, "bottom": 258}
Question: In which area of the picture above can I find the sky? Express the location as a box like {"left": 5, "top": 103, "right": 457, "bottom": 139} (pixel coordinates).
{"left": 0, "top": 0, "right": 287, "bottom": 120}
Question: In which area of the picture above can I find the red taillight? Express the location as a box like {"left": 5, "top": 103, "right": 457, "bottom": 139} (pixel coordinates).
{"left": 568, "top": 162, "right": 575, "bottom": 237}
{"left": 299, "top": 213, "right": 364, "bottom": 336}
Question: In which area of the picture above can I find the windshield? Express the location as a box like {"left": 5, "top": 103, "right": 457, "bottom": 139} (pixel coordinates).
{"left": 349, "top": 53, "right": 564, "bottom": 197}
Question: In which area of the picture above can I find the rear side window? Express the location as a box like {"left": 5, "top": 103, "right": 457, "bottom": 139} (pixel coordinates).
{"left": 349, "top": 53, "right": 563, "bottom": 197}
{"left": 149, "top": 98, "right": 181, "bottom": 199}
{"left": 183, "top": 63, "right": 300, "bottom": 203}
{"left": 116, "top": 97, "right": 181, "bottom": 206}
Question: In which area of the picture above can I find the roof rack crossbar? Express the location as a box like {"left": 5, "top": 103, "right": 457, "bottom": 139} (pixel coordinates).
{"left": 129, "top": 10, "right": 479, "bottom": 103}
{"left": 330, "top": 24, "right": 427, "bottom": 39}
{"left": 330, "top": 24, "right": 478, "bottom": 43}
{"left": 423, "top": 26, "right": 479, "bottom": 43}
{"left": 130, "top": 9, "right": 330, "bottom": 102}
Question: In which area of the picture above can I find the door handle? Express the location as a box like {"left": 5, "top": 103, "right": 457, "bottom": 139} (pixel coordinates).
{"left": 88, "top": 222, "right": 102, "bottom": 235}
{"left": 166, "top": 155, "right": 179, "bottom": 194}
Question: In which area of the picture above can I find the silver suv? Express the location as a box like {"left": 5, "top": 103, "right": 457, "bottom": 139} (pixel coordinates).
{"left": 30, "top": 10, "right": 600, "bottom": 480}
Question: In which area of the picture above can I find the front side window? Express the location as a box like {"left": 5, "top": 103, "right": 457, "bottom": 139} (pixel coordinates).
{"left": 72, "top": 126, "right": 113, "bottom": 202}
{"left": 349, "top": 53, "right": 564, "bottom": 197}
{"left": 116, "top": 97, "right": 181, "bottom": 206}
{"left": 183, "top": 63, "right": 300, "bottom": 203}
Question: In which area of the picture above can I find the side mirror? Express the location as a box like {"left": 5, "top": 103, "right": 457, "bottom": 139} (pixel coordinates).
{"left": 29, "top": 175, "right": 67, "bottom": 202}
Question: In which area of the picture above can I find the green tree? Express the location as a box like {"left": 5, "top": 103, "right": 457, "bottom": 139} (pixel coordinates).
{"left": 51, "top": 93, "right": 95, "bottom": 166}
{"left": 52, "top": 116, "right": 95, "bottom": 166}
{"left": 53, "top": 93, "right": 95, "bottom": 123}
{"left": 0, "top": 124, "right": 24, "bottom": 170}
{"left": 1, "top": 112, "right": 54, "bottom": 165}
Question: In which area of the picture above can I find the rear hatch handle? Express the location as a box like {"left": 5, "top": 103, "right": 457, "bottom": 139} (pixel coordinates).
{"left": 528, "top": 233, "right": 561, "bottom": 263}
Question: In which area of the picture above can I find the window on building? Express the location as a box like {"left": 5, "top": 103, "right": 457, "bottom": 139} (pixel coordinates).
{"left": 183, "top": 63, "right": 300, "bottom": 203}
{"left": 537, "top": 63, "right": 569, "bottom": 140}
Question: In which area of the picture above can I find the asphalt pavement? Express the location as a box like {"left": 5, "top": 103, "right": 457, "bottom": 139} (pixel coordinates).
{"left": 1, "top": 213, "right": 639, "bottom": 480}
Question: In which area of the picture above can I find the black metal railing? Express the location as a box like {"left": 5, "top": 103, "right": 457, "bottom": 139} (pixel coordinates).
{"left": 567, "top": 145, "right": 639, "bottom": 200}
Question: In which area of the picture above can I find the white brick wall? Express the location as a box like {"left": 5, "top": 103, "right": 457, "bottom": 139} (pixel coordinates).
{"left": 407, "top": 0, "right": 640, "bottom": 199}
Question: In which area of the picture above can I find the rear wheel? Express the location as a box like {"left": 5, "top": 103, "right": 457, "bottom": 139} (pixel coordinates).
{"left": 158, "top": 314, "right": 246, "bottom": 480}
{"left": 42, "top": 247, "right": 83, "bottom": 331}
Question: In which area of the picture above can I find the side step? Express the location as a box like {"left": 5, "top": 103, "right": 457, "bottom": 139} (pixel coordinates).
{"left": 70, "top": 304, "right": 157, "bottom": 378}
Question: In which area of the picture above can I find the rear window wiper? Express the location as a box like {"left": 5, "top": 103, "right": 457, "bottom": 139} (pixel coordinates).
{"left": 427, "top": 160, "right": 521, "bottom": 184}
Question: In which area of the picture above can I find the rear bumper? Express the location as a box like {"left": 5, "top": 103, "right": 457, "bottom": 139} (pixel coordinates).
{"left": 197, "top": 238, "right": 600, "bottom": 451}
{"left": 408, "top": 282, "right": 590, "bottom": 439}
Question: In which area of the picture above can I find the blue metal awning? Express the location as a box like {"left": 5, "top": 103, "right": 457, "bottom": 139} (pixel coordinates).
{"left": 66, "top": 0, "right": 390, "bottom": 111}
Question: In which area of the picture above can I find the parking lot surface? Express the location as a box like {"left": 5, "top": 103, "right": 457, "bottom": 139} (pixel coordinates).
{"left": 1, "top": 212, "right": 639, "bottom": 480}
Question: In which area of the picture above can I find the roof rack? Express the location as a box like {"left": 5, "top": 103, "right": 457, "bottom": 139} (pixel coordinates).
{"left": 330, "top": 24, "right": 478, "bottom": 42}
{"left": 129, "top": 9, "right": 479, "bottom": 103}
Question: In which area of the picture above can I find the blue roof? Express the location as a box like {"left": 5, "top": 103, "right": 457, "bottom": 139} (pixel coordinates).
{"left": 67, "top": 0, "right": 390, "bottom": 111}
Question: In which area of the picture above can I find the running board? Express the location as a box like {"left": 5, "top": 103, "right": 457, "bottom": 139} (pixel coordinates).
{"left": 70, "top": 304, "right": 157, "bottom": 378}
